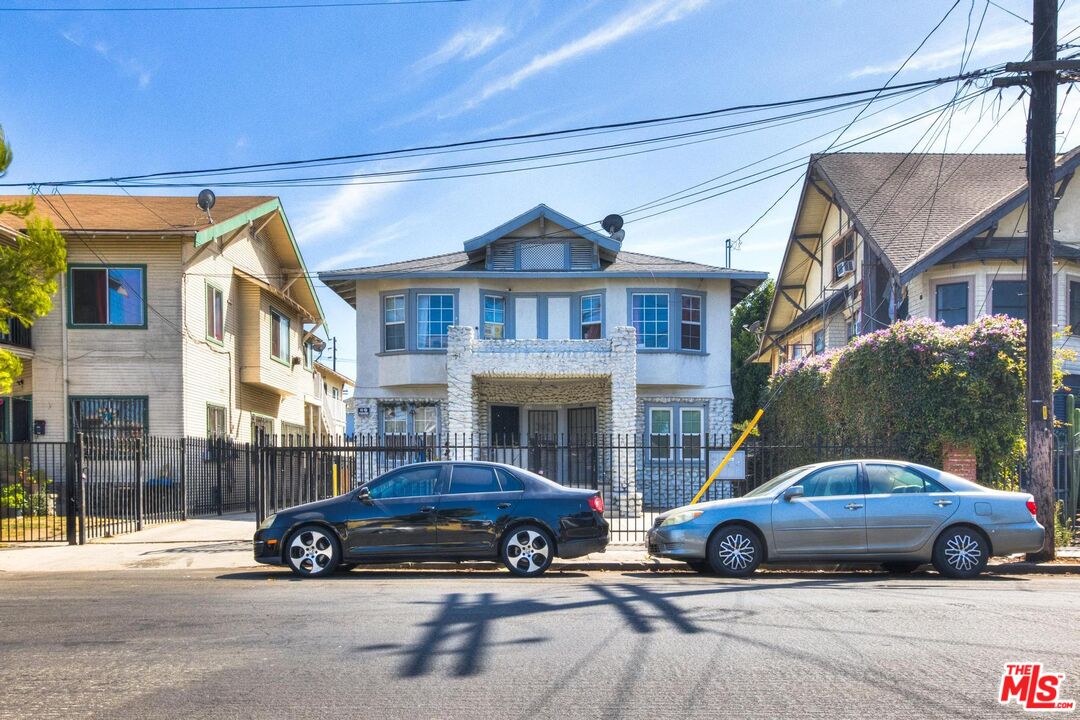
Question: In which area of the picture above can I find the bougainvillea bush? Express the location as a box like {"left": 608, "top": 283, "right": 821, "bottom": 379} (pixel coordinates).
{"left": 765, "top": 316, "right": 1039, "bottom": 483}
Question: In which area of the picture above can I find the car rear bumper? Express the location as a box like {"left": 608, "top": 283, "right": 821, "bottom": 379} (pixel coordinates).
{"left": 558, "top": 535, "right": 608, "bottom": 559}
{"left": 647, "top": 525, "right": 708, "bottom": 559}
{"left": 986, "top": 521, "right": 1045, "bottom": 555}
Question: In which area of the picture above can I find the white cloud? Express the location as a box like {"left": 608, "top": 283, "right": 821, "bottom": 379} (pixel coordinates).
{"left": 461, "top": 0, "right": 708, "bottom": 110}
{"left": 413, "top": 26, "right": 507, "bottom": 72}
{"left": 316, "top": 220, "right": 411, "bottom": 269}
{"left": 297, "top": 181, "right": 398, "bottom": 242}
{"left": 61, "top": 28, "right": 153, "bottom": 89}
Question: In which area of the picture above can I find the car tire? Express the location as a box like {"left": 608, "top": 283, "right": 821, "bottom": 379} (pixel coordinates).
{"left": 881, "top": 562, "right": 923, "bottom": 574}
{"left": 501, "top": 525, "right": 555, "bottom": 577}
{"left": 686, "top": 560, "right": 710, "bottom": 573}
{"left": 706, "top": 524, "right": 763, "bottom": 578}
{"left": 932, "top": 526, "right": 989, "bottom": 579}
{"left": 285, "top": 524, "right": 340, "bottom": 578}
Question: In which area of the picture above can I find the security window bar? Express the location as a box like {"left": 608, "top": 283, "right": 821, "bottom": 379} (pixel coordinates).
{"left": 581, "top": 294, "right": 602, "bottom": 339}
{"left": 270, "top": 308, "right": 290, "bottom": 362}
{"left": 207, "top": 405, "right": 227, "bottom": 438}
{"left": 70, "top": 397, "right": 147, "bottom": 441}
{"left": 70, "top": 266, "right": 146, "bottom": 327}
{"left": 383, "top": 294, "right": 406, "bottom": 352}
{"left": 483, "top": 295, "right": 506, "bottom": 339}
{"left": 206, "top": 285, "right": 224, "bottom": 343}
{"left": 935, "top": 281, "right": 969, "bottom": 327}
{"left": 680, "top": 294, "right": 702, "bottom": 350}
{"left": 632, "top": 293, "right": 669, "bottom": 349}
{"left": 417, "top": 294, "right": 454, "bottom": 349}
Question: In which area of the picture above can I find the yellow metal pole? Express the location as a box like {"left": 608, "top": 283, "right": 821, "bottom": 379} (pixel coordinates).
{"left": 332, "top": 463, "right": 339, "bottom": 496}
{"left": 690, "top": 408, "right": 764, "bottom": 505}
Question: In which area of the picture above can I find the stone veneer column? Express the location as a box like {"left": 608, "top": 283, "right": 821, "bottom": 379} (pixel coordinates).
{"left": 608, "top": 326, "right": 642, "bottom": 516}
{"left": 446, "top": 325, "right": 478, "bottom": 440}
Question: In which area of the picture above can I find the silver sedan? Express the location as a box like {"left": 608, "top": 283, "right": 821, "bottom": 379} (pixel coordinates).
{"left": 647, "top": 459, "right": 1045, "bottom": 579}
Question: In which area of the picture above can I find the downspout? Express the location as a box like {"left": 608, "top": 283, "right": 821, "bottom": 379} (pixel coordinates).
{"left": 60, "top": 270, "right": 70, "bottom": 438}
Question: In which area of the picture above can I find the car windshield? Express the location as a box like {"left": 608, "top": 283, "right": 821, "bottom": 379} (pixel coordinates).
{"left": 741, "top": 466, "right": 807, "bottom": 497}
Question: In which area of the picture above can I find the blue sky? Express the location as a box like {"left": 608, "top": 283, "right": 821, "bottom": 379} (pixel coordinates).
{"left": 1, "top": 0, "right": 1074, "bottom": 383}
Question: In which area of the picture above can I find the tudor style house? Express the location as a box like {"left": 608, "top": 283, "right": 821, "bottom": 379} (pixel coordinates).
{"left": 755, "top": 148, "right": 1080, "bottom": 414}
{"left": 0, "top": 194, "right": 346, "bottom": 445}
{"left": 320, "top": 204, "right": 767, "bottom": 511}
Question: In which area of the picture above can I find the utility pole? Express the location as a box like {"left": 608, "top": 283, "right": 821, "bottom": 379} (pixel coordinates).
{"left": 332, "top": 337, "right": 337, "bottom": 372}
{"left": 996, "top": 0, "right": 1070, "bottom": 560}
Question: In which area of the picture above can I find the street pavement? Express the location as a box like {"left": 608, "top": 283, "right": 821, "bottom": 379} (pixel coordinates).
{"left": 0, "top": 568, "right": 1078, "bottom": 719}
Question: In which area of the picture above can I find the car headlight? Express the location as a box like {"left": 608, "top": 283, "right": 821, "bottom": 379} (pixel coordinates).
{"left": 257, "top": 513, "right": 278, "bottom": 531}
{"left": 660, "top": 510, "right": 703, "bottom": 527}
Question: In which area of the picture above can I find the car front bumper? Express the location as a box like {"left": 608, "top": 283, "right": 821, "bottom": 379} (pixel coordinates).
{"left": 253, "top": 528, "right": 285, "bottom": 566}
{"left": 647, "top": 524, "right": 709, "bottom": 560}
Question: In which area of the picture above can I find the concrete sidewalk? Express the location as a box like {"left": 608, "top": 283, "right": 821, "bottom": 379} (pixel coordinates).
{"left": 1, "top": 515, "right": 1078, "bottom": 574}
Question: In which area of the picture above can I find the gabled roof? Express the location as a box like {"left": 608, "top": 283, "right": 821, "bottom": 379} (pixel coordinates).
{"left": 320, "top": 249, "right": 767, "bottom": 307}
{"left": 0, "top": 193, "right": 275, "bottom": 235}
{"left": 812, "top": 152, "right": 1029, "bottom": 275}
{"left": 461, "top": 204, "right": 621, "bottom": 254}
{"left": 0, "top": 193, "right": 324, "bottom": 322}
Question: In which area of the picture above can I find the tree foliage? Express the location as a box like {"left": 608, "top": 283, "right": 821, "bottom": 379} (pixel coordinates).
{"left": 764, "top": 316, "right": 1042, "bottom": 485}
{"left": 0, "top": 126, "right": 67, "bottom": 394}
{"left": 730, "top": 279, "right": 774, "bottom": 426}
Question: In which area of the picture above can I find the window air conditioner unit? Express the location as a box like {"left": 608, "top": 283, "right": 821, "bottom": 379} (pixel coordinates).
{"left": 835, "top": 259, "right": 854, "bottom": 278}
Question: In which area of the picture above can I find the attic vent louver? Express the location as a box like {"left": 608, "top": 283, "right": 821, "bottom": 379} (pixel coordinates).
{"left": 488, "top": 242, "right": 515, "bottom": 270}
{"left": 570, "top": 240, "right": 596, "bottom": 270}
{"left": 520, "top": 241, "right": 568, "bottom": 270}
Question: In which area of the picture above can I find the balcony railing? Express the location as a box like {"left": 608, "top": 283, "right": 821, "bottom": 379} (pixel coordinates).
{"left": 0, "top": 319, "right": 31, "bottom": 350}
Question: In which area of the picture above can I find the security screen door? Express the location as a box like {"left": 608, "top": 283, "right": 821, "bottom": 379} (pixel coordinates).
{"left": 527, "top": 410, "right": 558, "bottom": 479}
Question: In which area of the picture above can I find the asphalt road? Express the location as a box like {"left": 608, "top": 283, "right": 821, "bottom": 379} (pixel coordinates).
{"left": 1, "top": 568, "right": 1078, "bottom": 720}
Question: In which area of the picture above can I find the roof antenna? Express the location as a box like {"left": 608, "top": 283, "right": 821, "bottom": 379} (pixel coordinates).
{"left": 601, "top": 213, "right": 625, "bottom": 243}
{"left": 197, "top": 188, "right": 216, "bottom": 223}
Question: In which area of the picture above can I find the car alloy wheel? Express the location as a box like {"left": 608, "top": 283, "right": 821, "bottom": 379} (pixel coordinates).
{"left": 287, "top": 525, "right": 339, "bottom": 578}
{"left": 932, "top": 527, "right": 988, "bottom": 579}
{"left": 501, "top": 525, "right": 554, "bottom": 577}
{"left": 706, "top": 524, "right": 763, "bottom": 578}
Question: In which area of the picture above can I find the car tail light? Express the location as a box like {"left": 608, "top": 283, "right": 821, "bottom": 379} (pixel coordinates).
{"left": 588, "top": 494, "right": 604, "bottom": 514}
{"left": 1026, "top": 498, "right": 1037, "bottom": 517}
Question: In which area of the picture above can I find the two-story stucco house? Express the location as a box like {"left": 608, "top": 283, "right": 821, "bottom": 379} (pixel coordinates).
{"left": 320, "top": 204, "right": 767, "bottom": 511}
{"left": 754, "top": 147, "right": 1080, "bottom": 416}
{"left": 0, "top": 194, "right": 348, "bottom": 444}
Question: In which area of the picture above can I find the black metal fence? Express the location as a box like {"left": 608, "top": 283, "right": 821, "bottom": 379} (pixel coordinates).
{"left": 2, "top": 431, "right": 1076, "bottom": 545}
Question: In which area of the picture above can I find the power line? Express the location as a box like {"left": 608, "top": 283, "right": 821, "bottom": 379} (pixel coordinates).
{"left": 0, "top": 0, "right": 469, "bottom": 11}
{"left": 1, "top": 69, "right": 1003, "bottom": 189}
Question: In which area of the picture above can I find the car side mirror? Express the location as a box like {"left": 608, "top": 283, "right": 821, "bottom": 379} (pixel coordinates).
{"left": 783, "top": 485, "right": 804, "bottom": 501}
{"left": 357, "top": 487, "right": 372, "bottom": 504}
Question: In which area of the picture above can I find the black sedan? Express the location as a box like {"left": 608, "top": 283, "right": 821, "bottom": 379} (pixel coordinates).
{"left": 254, "top": 461, "right": 609, "bottom": 578}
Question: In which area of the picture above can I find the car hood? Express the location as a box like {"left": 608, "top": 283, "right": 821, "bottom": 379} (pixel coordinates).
{"left": 656, "top": 495, "right": 760, "bottom": 523}
{"left": 276, "top": 494, "right": 349, "bottom": 519}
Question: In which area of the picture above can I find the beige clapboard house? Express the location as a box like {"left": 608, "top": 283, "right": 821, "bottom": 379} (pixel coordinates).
{"left": 0, "top": 194, "right": 348, "bottom": 444}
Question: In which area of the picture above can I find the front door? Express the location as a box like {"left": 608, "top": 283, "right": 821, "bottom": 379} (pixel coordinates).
{"left": 11, "top": 397, "right": 31, "bottom": 443}
{"left": 771, "top": 464, "right": 867, "bottom": 555}
{"left": 435, "top": 464, "right": 520, "bottom": 555}
{"left": 345, "top": 464, "right": 443, "bottom": 557}
{"left": 567, "top": 407, "right": 597, "bottom": 489}
{"left": 863, "top": 463, "right": 959, "bottom": 553}
{"left": 527, "top": 410, "right": 558, "bottom": 478}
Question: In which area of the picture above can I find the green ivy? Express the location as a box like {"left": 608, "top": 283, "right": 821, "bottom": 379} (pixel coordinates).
{"left": 765, "top": 316, "right": 1047, "bottom": 483}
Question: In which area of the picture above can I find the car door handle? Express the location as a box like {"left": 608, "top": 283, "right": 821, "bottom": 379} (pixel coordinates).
{"left": 497, "top": 502, "right": 511, "bottom": 509}
{"left": 844, "top": 503, "right": 864, "bottom": 510}
{"left": 933, "top": 499, "right": 954, "bottom": 507}
{"left": 419, "top": 506, "right": 436, "bottom": 513}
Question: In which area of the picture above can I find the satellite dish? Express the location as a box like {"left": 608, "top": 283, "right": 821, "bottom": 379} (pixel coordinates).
{"left": 610, "top": 228, "right": 626, "bottom": 243}
{"left": 601, "top": 213, "right": 624, "bottom": 235}
{"left": 197, "top": 188, "right": 216, "bottom": 212}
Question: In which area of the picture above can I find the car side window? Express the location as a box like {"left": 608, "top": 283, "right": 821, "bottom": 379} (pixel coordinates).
{"left": 368, "top": 466, "right": 441, "bottom": 499}
{"left": 800, "top": 465, "right": 860, "bottom": 497}
{"left": 496, "top": 468, "right": 524, "bottom": 492}
{"left": 447, "top": 466, "right": 501, "bottom": 495}
{"left": 866, "top": 464, "right": 947, "bottom": 494}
